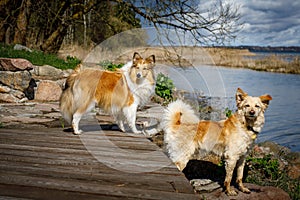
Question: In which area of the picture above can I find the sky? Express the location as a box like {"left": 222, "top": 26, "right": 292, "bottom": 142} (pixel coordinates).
{"left": 140, "top": 0, "right": 300, "bottom": 47}
{"left": 232, "top": 0, "right": 300, "bottom": 46}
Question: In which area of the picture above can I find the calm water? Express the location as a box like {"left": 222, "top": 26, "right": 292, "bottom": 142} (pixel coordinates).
{"left": 160, "top": 65, "right": 300, "bottom": 152}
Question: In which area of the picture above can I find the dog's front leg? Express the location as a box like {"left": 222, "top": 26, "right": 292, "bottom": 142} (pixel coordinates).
{"left": 114, "top": 113, "right": 126, "bottom": 132}
{"left": 123, "top": 104, "right": 141, "bottom": 134}
{"left": 72, "top": 112, "right": 83, "bottom": 135}
{"left": 236, "top": 156, "right": 251, "bottom": 193}
{"left": 224, "top": 158, "right": 238, "bottom": 196}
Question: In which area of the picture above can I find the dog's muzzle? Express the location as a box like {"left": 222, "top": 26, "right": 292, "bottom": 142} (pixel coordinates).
{"left": 248, "top": 110, "right": 256, "bottom": 118}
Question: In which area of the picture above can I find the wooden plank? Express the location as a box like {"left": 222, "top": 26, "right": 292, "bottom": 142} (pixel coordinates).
{"left": 0, "top": 133, "right": 161, "bottom": 152}
{"left": 0, "top": 128, "right": 198, "bottom": 199}
{"left": 0, "top": 129, "right": 161, "bottom": 151}
{"left": 0, "top": 160, "right": 191, "bottom": 193}
{"left": 0, "top": 172, "right": 198, "bottom": 200}
{"left": 0, "top": 184, "right": 136, "bottom": 200}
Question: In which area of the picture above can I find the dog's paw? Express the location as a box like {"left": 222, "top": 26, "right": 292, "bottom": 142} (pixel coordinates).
{"left": 240, "top": 187, "right": 251, "bottom": 194}
{"left": 143, "top": 128, "right": 160, "bottom": 137}
{"left": 226, "top": 189, "right": 238, "bottom": 196}
{"left": 74, "top": 129, "right": 83, "bottom": 135}
{"left": 133, "top": 130, "right": 142, "bottom": 134}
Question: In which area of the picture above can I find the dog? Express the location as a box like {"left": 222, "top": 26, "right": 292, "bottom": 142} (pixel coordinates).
{"left": 162, "top": 88, "right": 272, "bottom": 195}
{"left": 60, "top": 52, "right": 156, "bottom": 135}
{"left": 24, "top": 78, "right": 37, "bottom": 100}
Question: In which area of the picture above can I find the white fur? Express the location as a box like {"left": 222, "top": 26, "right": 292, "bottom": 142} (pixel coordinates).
{"left": 60, "top": 56, "right": 156, "bottom": 135}
{"left": 121, "top": 62, "right": 155, "bottom": 107}
{"left": 162, "top": 89, "right": 272, "bottom": 196}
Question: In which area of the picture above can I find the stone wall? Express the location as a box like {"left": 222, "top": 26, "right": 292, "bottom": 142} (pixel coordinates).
{"left": 0, "top": 58, "right": 69, "bottom": 103}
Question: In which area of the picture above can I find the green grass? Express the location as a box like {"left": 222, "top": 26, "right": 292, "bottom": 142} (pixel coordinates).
{"left": 245, "top": 154, "right": 299, "bottom": 200}
{"left": 0, "top": 43, "right": 80, "bottom": 70}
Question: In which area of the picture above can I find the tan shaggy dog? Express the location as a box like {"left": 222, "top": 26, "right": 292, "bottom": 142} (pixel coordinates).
{"left": 162, "top": 88, "right": 272, "bottom": 195}
{"left": 60, "top": 52, "right": 156, "bottom": 135}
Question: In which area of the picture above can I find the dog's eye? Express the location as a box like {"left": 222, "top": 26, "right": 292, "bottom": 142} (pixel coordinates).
{"left": 143, "top": 68, "right": 147, "bottom": 70}
{"left": 255, "top": 105, "right": 260, "bottom": 108}
{"left": 245, "top": 104, "right": 250, "bottom": 107}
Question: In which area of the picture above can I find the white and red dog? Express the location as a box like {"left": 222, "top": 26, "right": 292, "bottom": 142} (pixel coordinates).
{"left": 60, "top": 52, "right": 156, "bottom": 134}
{"left": 162, "top": 88, "right": 272, "bottom": 195}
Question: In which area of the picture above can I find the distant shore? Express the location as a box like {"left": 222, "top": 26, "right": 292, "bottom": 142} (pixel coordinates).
{"left": 114, "top": 46, "right": 300, "bottom": 74}
{"left": 65, "top": 45, "right": 300, "bottom": 74}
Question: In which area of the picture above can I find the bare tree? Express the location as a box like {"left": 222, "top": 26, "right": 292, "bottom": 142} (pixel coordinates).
{"left": 0, "top": 0, "right": 242, "bottom": 53}
{"left": 123, "top": 0, "right": 242, "bottom": 45}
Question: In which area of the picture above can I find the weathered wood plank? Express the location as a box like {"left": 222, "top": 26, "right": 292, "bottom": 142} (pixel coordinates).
{"left": 0, "top": 173, "right": 197, "bottom": 200}
{"left": 0, "top": 128, "right": 198, "bottom": 199}
{"left": 0, "top": 183, "right": 137, "bottom": 200}
{"left": 0, "top": 160, "right": 191, "bottom": 193}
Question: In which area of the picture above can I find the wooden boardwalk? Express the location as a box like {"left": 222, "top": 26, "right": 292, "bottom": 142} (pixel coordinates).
{"left": 0, "top": 125, "right": 199, "bottom": 200}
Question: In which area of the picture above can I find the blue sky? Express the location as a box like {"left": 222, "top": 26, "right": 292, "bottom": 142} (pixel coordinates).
{"left": 231, "top": 0, "right": 300, "bottom": 46}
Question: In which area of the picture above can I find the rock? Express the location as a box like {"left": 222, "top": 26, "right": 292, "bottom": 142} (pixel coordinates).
{"left": 0, "top": 70, "right": 31, "bottom": 91}
{"left": 285, "top": 151, "right": 300, "bottom": 179}
{"left": 33, "top": 65, "right": 64, "bottom": 79}
{"left": 200, "top": 183, "right": 290, "bottom": 200}
{"left": 0, "top": 93, "right": 20, "bottom": 103}
{"left": 0, "top": 84, "right": 11, "bottom": 93}
{"left": 35, "top": 80, "right": 62, "bottom": 101}
{"left": 10, "top": 89, "right": 25, "bottom": 99}
{"left": 259, "top": 141, "right": 291, "bottom": 155}
{"left": 258, "top": 141, "right": 300, "bottom": 179}
{"left": 0, "top": 82, "right": 27, "bottom": 103}
{"left": 190, "top": 179, "right": 221, "bottom": 193}
{"left": 0, "top": 58, "right": 33, "bottom": 71}
{"left": 13, "top": 44, "right": 32, "bottom": 52}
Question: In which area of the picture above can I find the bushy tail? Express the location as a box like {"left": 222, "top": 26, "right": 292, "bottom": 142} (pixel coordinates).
{"left": 59, "top": 64, "right": 82, "bottom": 124}
{"left": 162, "top": 99, "right": 199, "bottom": 132}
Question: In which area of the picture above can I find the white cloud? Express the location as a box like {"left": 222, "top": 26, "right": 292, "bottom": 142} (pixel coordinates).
{"left": 233, "top": 0, "right": 300, "bottom": 46}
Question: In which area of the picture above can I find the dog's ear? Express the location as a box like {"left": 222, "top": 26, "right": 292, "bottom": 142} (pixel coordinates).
{"left": 236, "top": 88, "right": 248, "bottom": 108}
{"left": 133, "top": 52, "right": 142, "bottom": 64}
{"left": 145, "top": 55, "right": 155, "bottom": 67}
{"left": 260, "top": 94, "right": 272, "bottom": 108}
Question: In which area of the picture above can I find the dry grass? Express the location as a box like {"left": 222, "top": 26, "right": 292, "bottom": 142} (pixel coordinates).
{"left": 58, "top": 45, "right": 300, "bottom": 74}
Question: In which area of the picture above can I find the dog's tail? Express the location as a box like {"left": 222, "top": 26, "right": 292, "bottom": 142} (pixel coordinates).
{"left": 59, "top": 64, "right": 82, "bottom": 124}
{"left": 162, "top": 99, "right": 199, "bottom": 132}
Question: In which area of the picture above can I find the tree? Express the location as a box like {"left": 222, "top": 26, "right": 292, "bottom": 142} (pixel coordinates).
{"left": 0, "top": 0, "right": 242, "bottom": 53}
{"left": 124, "top": 0, "right": 242, "bottom": 45}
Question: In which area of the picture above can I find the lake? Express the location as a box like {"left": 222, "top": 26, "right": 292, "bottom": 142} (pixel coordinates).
{"left": 159, "top": 65, "right": 300, "bottom": 152}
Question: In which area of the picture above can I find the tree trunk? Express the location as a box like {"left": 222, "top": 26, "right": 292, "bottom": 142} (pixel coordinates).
{"left": 14, "top": 0, "right": 31, "bottom": 44}
{"left": 40, "top": 24, "right": 68, "bottom": 53}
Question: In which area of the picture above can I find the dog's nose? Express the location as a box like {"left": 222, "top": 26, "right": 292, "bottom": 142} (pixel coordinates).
{"left": 137, "top": 73, "right": 142, "bottom": 78}
{"left": 249, "top": 110, "right": 255, "bottom": 116}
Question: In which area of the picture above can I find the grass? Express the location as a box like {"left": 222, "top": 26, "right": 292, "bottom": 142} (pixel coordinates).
{"left": 207, "top": 47, "right": 300, "bottom": 74}
{"left": 245, "top": 153, "right": 299, "bottom": 200}
{"left": 0, "top": 43, "right": 81, "bottom": 70}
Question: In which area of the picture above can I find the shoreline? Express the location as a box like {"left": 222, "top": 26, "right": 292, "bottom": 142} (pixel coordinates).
{"left": 62, "top": 45, "right": 300, "bottom": 75}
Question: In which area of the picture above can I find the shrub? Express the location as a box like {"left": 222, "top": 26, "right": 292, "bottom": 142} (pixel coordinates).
{"left": 155, "top": 73, "right": 175, "bottom": 104}
{"left": 99, "top": 60, "right": 124, "bottom": 71}
{"left": 224, "top": 107, "right": 233, "bottom": 118}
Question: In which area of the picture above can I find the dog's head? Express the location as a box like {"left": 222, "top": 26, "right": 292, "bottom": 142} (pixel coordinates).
{"left": 236, "top": 88, "right": 272, "bottom": 119}
{"left": 129, "top": 52, "right": 155, "bottom": 83}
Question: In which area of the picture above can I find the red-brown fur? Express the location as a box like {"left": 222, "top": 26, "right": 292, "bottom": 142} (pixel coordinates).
{"left": 163, "top": 88, "right": 272, "bottom": 195}
{"left": 60, "top": 52, "right": 155, "bottom": 134}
